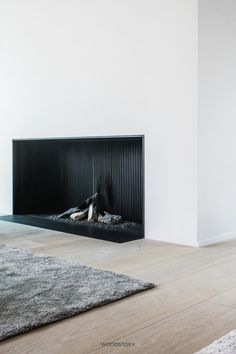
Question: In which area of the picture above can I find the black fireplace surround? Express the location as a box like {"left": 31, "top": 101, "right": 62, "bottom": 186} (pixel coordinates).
{"left": 0, "top": 136, "right": 144, "bottom": 243}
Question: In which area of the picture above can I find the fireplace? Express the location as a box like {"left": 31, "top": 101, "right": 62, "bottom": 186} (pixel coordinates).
{"left": 1, "top": 136, "right": 144, "bottom": 243}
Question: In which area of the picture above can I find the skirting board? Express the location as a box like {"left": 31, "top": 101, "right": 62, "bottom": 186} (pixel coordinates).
{"left": 198, "top": 232, "right": 236, "bottom": 247}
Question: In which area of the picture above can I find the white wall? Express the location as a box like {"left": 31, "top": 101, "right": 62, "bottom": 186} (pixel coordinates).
{"left": 198, "top": 0, "right": 236, "bottom": 245}
{"left": 0, "top": 0, "right": 198, "bottom": 246}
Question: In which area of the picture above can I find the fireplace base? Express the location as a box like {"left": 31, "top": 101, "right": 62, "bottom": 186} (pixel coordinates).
{"left": 0, "top": 215, "right": 143, "bottom": 243}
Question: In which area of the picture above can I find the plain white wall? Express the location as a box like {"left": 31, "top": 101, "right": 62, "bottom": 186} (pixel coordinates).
{"left": 0, "top": 0, "right": 198, "bottom": 246}
{"left": 198, "top": 0, "right": 236, "bottom": 245}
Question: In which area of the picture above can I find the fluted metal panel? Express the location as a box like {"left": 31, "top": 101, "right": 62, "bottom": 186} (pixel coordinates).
{"left": 93, "top": 138, "right": 143, "bottom": 222}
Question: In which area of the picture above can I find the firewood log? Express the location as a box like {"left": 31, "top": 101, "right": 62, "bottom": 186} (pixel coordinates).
{"left": 58, "top": 193, "right": 98, "bottom": 218}
{"left": 58, "top": 207, "right": 80, "bottom": 219}
{"left": 97, "top": 214, "right": 104, "bottom": 223}
{"left": 87, "top": 203, "right": 95, "bottom": 222}
{"left": 78, "top": 193, "right": 98, "bottom": 210}
{"left": 70, "top": 209, "right": 88, "bottom": 220}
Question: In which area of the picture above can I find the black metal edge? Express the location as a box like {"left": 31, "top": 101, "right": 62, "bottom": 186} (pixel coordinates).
{"left": 12, "top": 135, "right": 144, "bottom": 142}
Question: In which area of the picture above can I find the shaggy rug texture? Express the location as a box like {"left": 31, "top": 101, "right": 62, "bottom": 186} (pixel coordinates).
{"left": 0, "top": 244, "right": 154, "bottom": 341}
{"left": 195, "top": 330, "right": 236, "bottom": 354}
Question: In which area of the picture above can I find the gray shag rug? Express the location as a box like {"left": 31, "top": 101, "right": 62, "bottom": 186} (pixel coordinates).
{"left": 0, "top": 244, "right": 154, "bottom": 341}
{"left": 195, "top": 330, "right": 236, "bottom": 354}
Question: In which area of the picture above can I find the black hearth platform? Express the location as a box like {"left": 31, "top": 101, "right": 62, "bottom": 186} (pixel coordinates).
{"left": 0, "top": 215, "right": 143, "bottom": 243}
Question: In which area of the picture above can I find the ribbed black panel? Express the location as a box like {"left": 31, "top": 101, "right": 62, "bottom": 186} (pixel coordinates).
{"left": 13, "top": 140, "right": 63, "bottom": 214}
{"left": 13, "top": 136, "right": 144, "bottom": 224}
{"left": 59, "top": 140, "right": 94, "bottom": 210}
{"left": 93, "top": 139, "right": 142, "bottom": 222}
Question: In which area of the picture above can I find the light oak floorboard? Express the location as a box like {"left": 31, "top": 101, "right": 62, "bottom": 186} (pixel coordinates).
{"left": 209, "top": 285, "right": 236, "bottom": 308}
{"left": 93, "top": 301, "right": 236, "bottom": 354}
{"left": 0, "top": 221, "right": 236, "bottom": 354}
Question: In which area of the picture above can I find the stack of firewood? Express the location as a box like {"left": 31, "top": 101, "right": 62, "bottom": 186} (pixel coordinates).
{"left": 58, "top": 193, "right": 122, "bottom": 224}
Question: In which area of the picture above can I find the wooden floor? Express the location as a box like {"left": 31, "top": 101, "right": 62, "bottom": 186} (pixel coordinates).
{"left": 1, "top": 221, "right": 236, "bottom": 354}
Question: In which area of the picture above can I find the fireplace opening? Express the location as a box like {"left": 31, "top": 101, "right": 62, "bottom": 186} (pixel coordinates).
{"left": 1, "top": 136, "right": 144, "bottom": 243}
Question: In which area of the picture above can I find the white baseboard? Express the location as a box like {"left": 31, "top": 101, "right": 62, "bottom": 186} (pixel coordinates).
{"left": 198, "top": 232, "right": 236, "bottom": 247}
